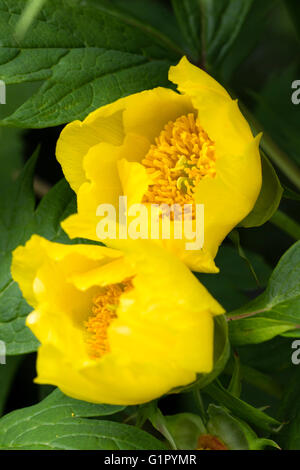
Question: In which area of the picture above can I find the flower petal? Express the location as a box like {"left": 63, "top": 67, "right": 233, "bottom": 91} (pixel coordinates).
{"left": 56, "top": 110, "right": 124, "bottom": 192}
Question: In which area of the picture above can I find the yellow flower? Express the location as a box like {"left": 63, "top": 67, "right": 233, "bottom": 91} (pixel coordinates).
{"left": 56, "top": 57, "right": 262, "bottom": 273}
{"left": 11, "top": 236, "right": 224, "bottom": 405}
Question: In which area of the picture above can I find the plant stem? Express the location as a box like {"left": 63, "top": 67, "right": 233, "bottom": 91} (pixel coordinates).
{"left": 193, "top": 388, "right": 207, "bottom": 423}
{"left": 16, "top": 0, "right": 47, "bottom": 39}
{"left": 270, "top": 210, "right": 300, "bottom": 240}
{"left": 204, "top": 382, "right": 282, "bottom": 432}
{"left": 224, "top": 362, "right": 283, "bottom": 400}
{"left": 261, "top": 134, "right": 300, "bottom": 192}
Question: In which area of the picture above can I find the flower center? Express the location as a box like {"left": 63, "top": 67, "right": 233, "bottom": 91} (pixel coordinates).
{"left": 142, "top": 113, "right": 216, "bottom": 215}
{"left": 84, "top": 278, "right": 134, "bottom": 359}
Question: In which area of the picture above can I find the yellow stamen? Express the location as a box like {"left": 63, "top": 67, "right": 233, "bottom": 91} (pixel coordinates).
{"left": 84, "top": 278, "right": 134, "bottom": 359}
{"left": 142, "top": 113, "right": 216, "bottom": 217}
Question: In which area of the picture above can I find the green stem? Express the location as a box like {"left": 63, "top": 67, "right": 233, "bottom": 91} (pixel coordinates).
{"left": 239, "top": 103, "right": 300, "bottom": 192}
{"left": 16, "top": 0, "right": 47, "bottom": 39}
{"left": 270, "top": 210, "right": 300, "bottom": 240}
{"left": 204, "top": 382, "right": 281, "bottom": 432}
{"left": 193, "top": 388, "right": 207, "bottom": 423}
{"left": 224, "top": 362, "right": 283, "bottom": 400}
{"left": 261, "top": 134, "right": 300, "bottom": 192}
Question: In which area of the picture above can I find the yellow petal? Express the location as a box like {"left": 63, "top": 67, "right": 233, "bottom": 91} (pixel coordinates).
{"left": 61, "top": 213, "right": 100, "bottom": 242}
{"left": 109, "top": 305, "right": 214, "bottom": 373}
{"left": 56, "top": 110, "right": 124, "bottom": 192}
{"left": 194, "top": 134, "right": 262, "bottom": 258}
{"left": 70, "top": 257, "right": 136, "bottom": 291}
{"left": 76, "top": 133, "right": 151, "bottom": 215}
{"left": 57, "top": 87, "right": 192, "bottom": 194}
{"left": 35, "top": 344, "right": 195, "bottom": 405}
{"left": 12, "top": 234, "right": 225, "bottom": 405}
{"left": 169, "top": 57, "right": 254, "bottom": 156}
{"left": 117, "top": 159, "right": 152, "bottom": 207}
{"left": 106, "top": 239, "right": 224, "bottom": 315}
{"left": 169, "top": 56, "right": 230, "bottom": 99}
{"left": 11, "top": 235, "right": 47, "bottom": 308}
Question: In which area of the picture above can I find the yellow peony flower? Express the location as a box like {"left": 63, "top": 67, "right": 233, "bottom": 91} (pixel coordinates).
{"left": 56, "top": 57, "right": 262, "bottom": 273}
{"left": 11, "top": 236, "right": 224, "bottom": 405}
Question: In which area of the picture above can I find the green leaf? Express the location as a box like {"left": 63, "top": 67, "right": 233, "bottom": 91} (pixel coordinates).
{"left": 0, "top": 151, "right": 39, "bottom": 354}
{"left": 197, "top": 245, "right": 272, "bottom": 311}
{"left": 270, "top": 210, "right": 300, "bottom": 241}
{"left": 283, "top": 185, "right": 300, "bottom": 202}
{"left": 164, "top": 413, "right": 206, "bottom": 450}
{"left": 142, "top": 402, "right": 178, "bottom": 450}
{"left": 224, "top": 359, "right": 283, "bottom": 399}
{"left": 284, "top": 0, "right": 300, "bottom": 42}
{"left": 0, "top": 127, "right": 23, "bottom": 191}
{"left": 227, "top": 353, "right": 242, "bottom": 398}
{"left": 240, "top": 154, "right": 283, "bottom": 228}
{"left": 253, "top": 64, "right": 300, "bottom": 166}
{"left": 237, "top": 336, "right": 293, "bottom": 374}
{"left": 199, "top": 0, "right": 274, "bottom": 80}
{"left": 278, "top": 369, "right": 300, "bottom": 449}
{"left": 34, "top": 388, "right": 126, "bottom": 418}
{"left": 0, "top": 151, "right": 77, "bottom": 355}
{"left": 200, "top": 0, "right": 253, "bottom": 68}
{"left": 171, "top": 0, "right": 202, "bottom": 61}
{"left": 204, "top": 381, "right": 282, "bottom": 433}
{"left": 229, "top": 230, "right": 259, "bottom": 286}
{"left": 33, "top": 178, "right": 76, "bottom": 243}
{"left": 0, "top": 82, "right": 39, "bottom": 189}
{"left": 0, "top": 0, "right": 176, "bottom": 128}
{"left": 228, "top": 241, "right": 300, "bottom": 345}
{"left": 0, "top": 389, "right": 165, "bottom": 450}
{"left": 106, "top": 0, "right": 186, "bottom": 55}
{"left": 207, "top": 405, "right": 280, "bottom": 450}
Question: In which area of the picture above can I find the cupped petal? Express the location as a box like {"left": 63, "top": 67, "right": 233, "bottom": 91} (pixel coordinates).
{"left": 13, "top": 234, "right": 225, "bottom": 405}
{"left": 11, "top": 235, "right": 123, "bottom": 305}
{"left": 106, "top": 239, "right": 224, "bottom": 315}
{"left": 70, "top": 256, "right": 136, "bottom": 291}
{"left": 169, "top": 56, "right": 230, "bottom": 99}
{"left": 121, "top": 87, "right": 193, "bottom": 142}
{"left": 169, "top": 57, "right": 254, "bottom": 157}
{"left": 157, "top": 237, "right": 219, "bottom": 273}
{"left": 12, "top": 236, "right": 126, "bottom": 360}
{"left": 77, "top": 133, "right": 151, "bottom": 215}
{"left": 27, "top": 308, "right": 89, "bottom": 362}
{"left": 56, "top": 110, "right": 124, "bottom": 192}
{"left": 61, "top": 213, "right": 100, "bottom": 241}
{"left": 117, "top": 159, "right": 152, "bottom": 207}
{"left": 11, "top": 235, "right": 47, "bottom": 308}
{"left": 109, "top": 304, "right": 214, "bottom": 373}
{"left": 34, "top": 344, "right": 195, "bottom": 405}
{"left": 82, "top": 86, "right": 193, "bottom": 143}
{"left": 194, "top": 134, "right": 262, "bottom": 258}
{"left": 39, "top": 237, "right": 122, "bottom": 263}
{"left": 169, "top": 57, "right": 262, "bottom": 264}
{"left": 57, "top": 87, "right": 193, "bottom": 194}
